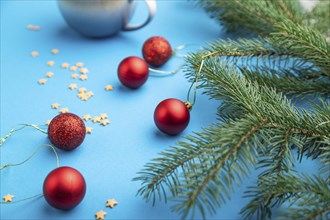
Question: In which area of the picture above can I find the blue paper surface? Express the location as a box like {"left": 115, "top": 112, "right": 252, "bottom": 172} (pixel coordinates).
{"left": 0, "top": 1, "right": 319, "bottom": 219}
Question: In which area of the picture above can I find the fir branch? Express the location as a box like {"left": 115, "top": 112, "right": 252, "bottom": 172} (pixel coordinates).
{"left": 195, "top": 0, "right": 304, "bottom": 36}
{"left": 270, "top": 19, "right": 330, "bottom": 74}
{"left": 257, "top": 128, "right": 296, "bottom": 177}
{"left": 303, "top": 0, "right": 330, "bottom": 37}
{"left": 135, "top": 60, "right": 329, "bottom": 219}
{"left": 241, "top": 174, "right": 330, "bottom": 220}
{"left": 241, "top": 68, "right": 330, "bottom": 96}
{"left": 185, "top": 36, "right": 330, "bottom": 96}
{"left": 136, "top": 1, "right": 330, "bottom": 219}
{"left": 172, "top": 117, "right": 267, "bottom": 219}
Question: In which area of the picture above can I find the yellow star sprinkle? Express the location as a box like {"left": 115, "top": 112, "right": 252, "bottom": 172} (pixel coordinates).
{"left": 51, "top": 49, "right": 59, "bottom": 54}
{"left": 51, "top": 103, "right": 60, "bottom": 109}
{"left": 27, "top": 25, "right": 40, "bottom": 31}
{"left": 75, "top": 62, "right": 84, "bottom": 67}
{"left": 79, "top": 68, "right": 89, "bottom": 74}
{"left": 31, "top": 51, "right": 39, "bottom": 57}
{"left": 105, "top": 85, "right": 113, "bottom": 91}
{"left": 70, "top": 66, "right": 78, "bottom": 71}
{"left": 68, "top": 83, "right": 78, "bottom": 90}
{"left": 61, "top": 62, "right": 70, "bottom": 69}
{"left": 82, "top": 115, "right": 92, "bottom": 121}
{"left": 45, "top": 120, "right": 51, "bottom": 126}
{"left": 47, "top": 61, "right": 55, "bottom": 67}
{"left": 78, "top": 93, "right": 85, "bottom": 99}
{"left": 100, "top": 119, "right": 109, "bottom": 126}
{"left": 59, "top": 108, "right": 69, "bottom": 114}
{"left": 95, "top": 210, "right": 106, "bottom": 220}
{"left": 26, "top": 24, "right": 34, "bottom": 30}
{"left": 86, "top": 91, "right": 94, "bottom": 97}
{"left": 32, "top": 25, "right": 41, "bottom": 31}
{"left": 71, "top": 73, "right": 79, "bottom": 79}
{"left": 86, "top": 127, "right": 93, "bottom": 134}
{"left": 78, "top": 87, "right": 87, "bottom": 94}
{"left": 38, "top": 79, "right": 47, "bottom": 85}
{"left": 79, "top": 75, "right": 88, "bottom": 81}
{"left": 3, "top": 194, "right": 14, "bottom": 203}
{"left": 99, "top": 113, "right": 108, "bottom": 119}
{"left": 80, "top": 93, "right": 89, "bottom": 101}
{"left": 92, "top": 116, "right": 101, "bottom": 123}
{"left": 45, "top": 72, "right": 54, "bottom": 78}
{"left": 106, "top": 199, "right": 118, "bottom": 208}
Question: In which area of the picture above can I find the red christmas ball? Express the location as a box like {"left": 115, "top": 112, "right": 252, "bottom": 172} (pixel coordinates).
{"left": 43, "top": 166, "right": 86, "bottom": 210}
{"left": 48, "top": 113, "right": 86, "bottom": 151}
{"left": 154, "top": 98, "right": 190, "bottom": 135}
{"left": 117, "top": 56, "right": 149, "bottom": 89}
{"left": 142, "top": 36, "right": 172, "bottom": 67}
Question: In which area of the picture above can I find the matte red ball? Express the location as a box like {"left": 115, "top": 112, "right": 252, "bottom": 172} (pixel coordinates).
{"left": 117, "top": 56, "right": 149, "bottom": 89}
{"left": 154, "top": 98, "right": 190, "bottom": 135}
{"left": 48, "top": 113, "right": 86, "bottom": 151}
{"left": 142, "top": 36, "right": 172, "bottom": 67}
{"left": 43, "top": 166, "right": 86, "bottom": 210}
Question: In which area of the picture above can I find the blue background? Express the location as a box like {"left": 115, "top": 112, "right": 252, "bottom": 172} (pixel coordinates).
{"left": 0, "top": 1, "right": 318, "bottom": 219}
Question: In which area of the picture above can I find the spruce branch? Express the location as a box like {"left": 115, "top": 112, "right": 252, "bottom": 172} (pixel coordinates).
{"left": 241, "top": 68, "right": 330, "bottom": 96}
{"left": 136, "top": 1, "right": 330, "bottom": 219}
{"left": 241, "top": 174, "right": 330, "bottom": 220}
{"left": 303, "top": 0, "right": 330, "bottom": 38}
{"left": 135, "top": 60, "right": 330, "bottom": 219}
{"left": 270, "top": 19, "right": 330, "bottom": 74}
{"left": 196, "top": 0, "right": 304, "bottom": 36}
{"left": 185, "top": 36, "right": 330, "bottom": 96}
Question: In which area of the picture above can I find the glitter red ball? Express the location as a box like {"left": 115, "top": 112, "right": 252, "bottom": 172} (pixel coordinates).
{"left": 117, "top": 56, "right": 149, "bottom": 89}
{"left": 154, "top": 98, "right": 190, "bottom": 135}
{"left": 142, "top": 36, "right": 172, "bottom": 67}
{"left": 48, "top": 113, "right": 86, "bottom": 151}
{"left": 43, "top": 166, "right": 86, "bottom": 210}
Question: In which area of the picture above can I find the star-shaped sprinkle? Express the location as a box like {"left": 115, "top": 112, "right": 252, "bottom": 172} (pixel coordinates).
{"left": 100, "top": 119, "right": 109, "bottom": 126}
{"left": 51, "top": 49, "right": 59, "bottom": 54}
{"left": 79, "top": 68, "right": 89, "bottom": 74}
{"left": 70, "top": 66, "right": 78, "bottom": 71}
{"left": 47, "top": 61, "right": 55, "bottom": 67}
{"left": 79, "top": 93, "right": 89, "bottom": 101}
{"left": 3, "top": 194, "right": 14, "bottom": 203}
{"left": 71, "top": 73, "right": 79, "bottom": 79}
{"left": 31, "top": 51, "right": 39, "bottom": 57}
{"left": 75, "top": 62, "right": 84, "bottom": 67}
{"left": 79, "top": 75, "right": 88, "bottom": 81}
{"left": 51, "top": 103, "right": 60, "bottom": 109}
{"left": 61, "top": 62, "right": 70, "bottom": 69}
{"left": 78, "top": 87, "right": 87, "bottom": 94}
{"left": 38, "top": 79, "right": 47, "bottom": 85}
{"left": 106, "top": 199, "right": 118, "bottom": 208}
{"left": 45, "top": 72, "right": 54, "bottom": 78}
{"left": 92, "top": 116, "right": 101, "bottom": 123}
{"left": 78, "top": 93, "right": 85, "bottom": 99}
{"left": 95, "top": 210, "right": 106, "bottom": 220}
{"left": 27, "top": 25, "right": 40, "bottom": 31}
{"left": 82, "top": 115, "right": 92, "bottom": 121}
{"left": 33, "top": 26, "right": 41, "bottom": 31}
{"left": 59, "top": 107, "right": 69, "bottom": 114}
{"left": 105, "top": 85, "right": 113, "bottom": 91}
{"left": 86, "top": 127, "right": 93, "bottom": 134}
{"left": 86, "top": 91, "right": 94, "bottom": 97}
{"left": 45, "top": 120, "right": 51, "bottom": 126}
{"left": 100, "top": 113, "right": 108, "bottom": 119}
{"left": 68, "top": 83, "right": 78, "bottom": 90}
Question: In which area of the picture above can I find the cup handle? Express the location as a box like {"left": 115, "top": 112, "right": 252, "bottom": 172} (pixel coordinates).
{"left": 123, "top": 0, "right": 157, "bottom": 31}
